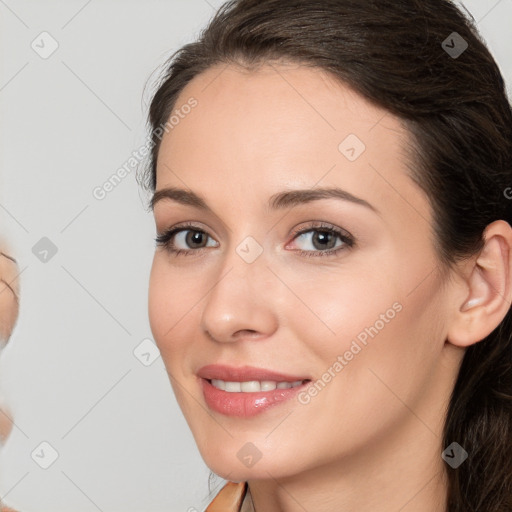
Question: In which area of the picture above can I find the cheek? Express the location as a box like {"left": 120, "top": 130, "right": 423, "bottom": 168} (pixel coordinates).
{"left": 276, "top": 261, "right": 402, "bottom": 365}
{"left": 283, "top": 255, "right": 445, "bottom": 402}
{"left": 148, "top": 257, "right": 198, "bottom": 413}
{"left": 148, "top": 254, "right": 212, "bottom": 370}
{"left": 148, "top": 257, "right": 163, "bottom": 340}
{"left": 148, "top": 255, "right": 184, "bottom": 358}
{"left": 313, "top": 272, "right": 445, "bottom": 421}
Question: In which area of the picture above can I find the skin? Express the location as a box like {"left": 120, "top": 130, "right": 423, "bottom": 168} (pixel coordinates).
{"left": 0, "top": 249, "right": 19, "bottom": 345}
{"left": 0, "top": 244, "right": 19, "bottom": 444}
{"left": 0, "top": 243, "right": 20, "bottom": 512}
{"left": 148, "top": 63, "right": 512, "bottom": 512}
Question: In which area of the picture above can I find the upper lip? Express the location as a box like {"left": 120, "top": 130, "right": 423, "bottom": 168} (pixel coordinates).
{"left": 197, "top": 364, "right": 310, "bottom": 382}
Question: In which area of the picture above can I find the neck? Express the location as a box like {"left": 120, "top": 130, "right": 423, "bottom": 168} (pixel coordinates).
{"left": 247, "top": 416, "right": 449, "bottom": 512}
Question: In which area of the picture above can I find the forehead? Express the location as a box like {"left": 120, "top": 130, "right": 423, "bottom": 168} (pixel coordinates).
{"left": 155, "top": 63, "right": 430, "bottom": 224}
{"left": 159, "top": 63, "right": 400, "bottom": 164}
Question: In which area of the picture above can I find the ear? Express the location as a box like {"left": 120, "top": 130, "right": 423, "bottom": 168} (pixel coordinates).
{"left": 447, "top": 220, "right": 512, "bottom": 347}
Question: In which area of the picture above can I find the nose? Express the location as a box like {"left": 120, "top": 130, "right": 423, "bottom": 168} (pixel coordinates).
{"left": 199, "top": 244, "right": 279, "bottom": 344}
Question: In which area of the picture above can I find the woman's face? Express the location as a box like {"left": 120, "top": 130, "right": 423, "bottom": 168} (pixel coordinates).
{"left": 149, "top": 63, "right": 460, "bottom": 480}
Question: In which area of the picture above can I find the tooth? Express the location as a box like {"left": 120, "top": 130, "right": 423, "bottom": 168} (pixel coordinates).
{"left": 210, "top": 379, "right": 305, "bottom": 392}
{"left": 211, "top": 379, "right": 225, "bottom": 391}
{"left": 260, "top": 381, "right": 277, "bottom": 391}
{"left": 225, "top": 381, "right": 242, "bottom": 392}
{"left": 241, "top": 381, "right": 261, "bottom": 392}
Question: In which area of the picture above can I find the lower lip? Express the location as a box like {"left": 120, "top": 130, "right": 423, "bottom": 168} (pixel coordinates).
{"left": 200, "top": 378, "right": 309, "bottom": 417}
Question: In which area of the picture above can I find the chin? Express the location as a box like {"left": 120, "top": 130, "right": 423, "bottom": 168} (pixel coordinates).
{"left": 199, "top": 442, "right": 301, "bottom": 482}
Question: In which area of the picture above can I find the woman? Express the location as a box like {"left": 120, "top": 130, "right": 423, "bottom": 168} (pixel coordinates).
{"left": 142, "top": 0, "right": 512, "bottom": 510}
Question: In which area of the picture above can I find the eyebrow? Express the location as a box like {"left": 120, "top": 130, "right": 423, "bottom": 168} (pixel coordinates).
{"left": 151, "top": 186, "right": 378, "bottom": 213}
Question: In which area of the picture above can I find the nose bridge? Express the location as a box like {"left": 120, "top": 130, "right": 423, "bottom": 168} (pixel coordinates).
{"left": 200, "top": 235, "right": 278, "bottom": 343}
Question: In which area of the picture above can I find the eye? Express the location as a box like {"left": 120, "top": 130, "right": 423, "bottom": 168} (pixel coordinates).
{"left": 155, "top": 222, "right": 218, "bottom": 256}
{"left": 288, "top": 222, "right": 355, "bottom": 257}
{"left": 155, "top": 221, "right": 355, "bottom": 258}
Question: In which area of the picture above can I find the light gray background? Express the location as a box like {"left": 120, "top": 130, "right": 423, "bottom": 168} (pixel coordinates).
{"left": 0, "top": 1, "right": 510, "bottom": 511}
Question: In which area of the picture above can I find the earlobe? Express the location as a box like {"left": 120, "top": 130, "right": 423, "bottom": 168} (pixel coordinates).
{"left": 447, "top": 220, "right": 512, "bottom": 348}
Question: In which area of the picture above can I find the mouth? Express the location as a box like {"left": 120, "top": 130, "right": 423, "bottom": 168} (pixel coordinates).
{"left": 197, "top": 365, "right": 312, "bottom": 417}
{"left": 208, "top": 378, "right": 308, "bottom": 392}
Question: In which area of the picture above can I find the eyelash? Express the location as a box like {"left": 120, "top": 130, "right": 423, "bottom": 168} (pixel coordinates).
{"left": 155, "top": 221, "right": 355, "bottom": 258}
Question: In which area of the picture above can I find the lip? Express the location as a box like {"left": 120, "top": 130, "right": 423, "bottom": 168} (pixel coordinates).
{"left": 197, "top": 364, "right": 309, "bottom": 382}
{"left": 197, "top": 364, "right": 311, "bottom": 418}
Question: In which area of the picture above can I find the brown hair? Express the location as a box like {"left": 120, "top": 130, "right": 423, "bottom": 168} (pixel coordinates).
{"left": 142, "top": 1, "right": 512, "bottom": 509}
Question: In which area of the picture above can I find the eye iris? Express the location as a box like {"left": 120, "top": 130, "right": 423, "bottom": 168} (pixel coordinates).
{"left": 313, "top": 231, "right": 335, "bottom": 250}
{"left": 186, "top": 230, "right": 206, "bottom": 248}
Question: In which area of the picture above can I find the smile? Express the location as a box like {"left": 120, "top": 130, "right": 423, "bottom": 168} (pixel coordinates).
{"left": 210, "top": 379, "right": 306, "bottom": 392}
